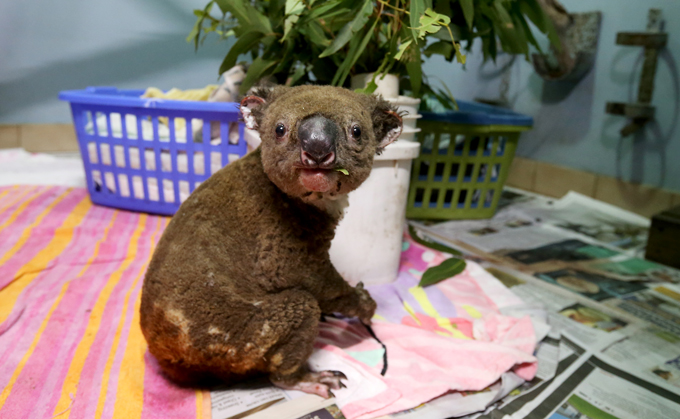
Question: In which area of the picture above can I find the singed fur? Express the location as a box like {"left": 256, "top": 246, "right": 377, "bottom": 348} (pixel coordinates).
{"left": 140, "top": 85, "right": 401, "bottom": 388}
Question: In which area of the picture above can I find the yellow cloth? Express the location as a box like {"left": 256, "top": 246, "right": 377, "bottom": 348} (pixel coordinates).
{"left": 141, "top": 86, "right": 219, "bottom": 131}
{"left": 141, "top": 86, "right": 218, "bottom": 101}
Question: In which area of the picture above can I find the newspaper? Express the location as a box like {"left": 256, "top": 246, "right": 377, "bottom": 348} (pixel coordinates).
{"left": 207, "top": 189, "right": 679, "bottom": 419}
{"left": 514, "top": 353, "right": 680, "bottom": 419}
{"left": 485, "top": 265, "right": 643, "bottom": 351}
{"left": 411, "top": 190, "right": 680, "bottom": 290}
{"left": 515, "top": 191, "right": 650, "bottom": 256}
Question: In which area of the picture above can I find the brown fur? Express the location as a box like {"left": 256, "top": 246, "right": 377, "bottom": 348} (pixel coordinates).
{"left": 140, "top": 85, "right": 401, "bottom": 388}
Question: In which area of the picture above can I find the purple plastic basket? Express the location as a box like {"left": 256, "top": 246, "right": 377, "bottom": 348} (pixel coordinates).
{"left": 59, "top": 86, "right": 247, "bottom": 215}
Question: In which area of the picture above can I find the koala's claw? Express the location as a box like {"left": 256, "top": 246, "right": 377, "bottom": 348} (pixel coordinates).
{"left": 271, "top": 370, "right": 348, "bottom": 399}
{"left": 323, "top": 370, "right": 347, "bottom": 380}
{"left": 354, "top": 282, "right": 377, "bottom": 325}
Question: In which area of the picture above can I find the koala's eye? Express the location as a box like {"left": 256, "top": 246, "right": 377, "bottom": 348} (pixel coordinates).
{"left": 351, "top": 125, "right": 361, "bottom": 139}
{"left": 275, "top": 123, "right": 286, "bottom": 138}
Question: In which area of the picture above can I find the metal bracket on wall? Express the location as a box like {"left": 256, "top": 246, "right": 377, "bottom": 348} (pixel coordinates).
{"left": 606, "top": 9, "right": 668, "bottom": 136}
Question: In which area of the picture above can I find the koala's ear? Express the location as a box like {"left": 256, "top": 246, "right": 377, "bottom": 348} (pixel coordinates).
{"left": 372, "top": 98, "right": 403, "bottom": 151}
{"left": 239, "top": 96, "right": 266, "bottom": 130}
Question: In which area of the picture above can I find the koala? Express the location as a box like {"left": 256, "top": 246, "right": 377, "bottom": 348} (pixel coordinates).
{"left": 140, "top": 85, "right": 402, "bottom": 397}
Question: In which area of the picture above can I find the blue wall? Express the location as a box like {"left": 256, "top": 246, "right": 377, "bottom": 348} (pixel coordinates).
{"left": 0, "top": 0, "right": 230, "bottom": 124}
{"left": 425, "top": 0, "right": 680, "bottom": 193}
{"left": 1, "top": 0, "right": 678, "bottom": 192}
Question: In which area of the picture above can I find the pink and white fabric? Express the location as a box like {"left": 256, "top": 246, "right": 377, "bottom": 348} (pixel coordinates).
{"left": 313, "top": 232, "right": 538, "bottom": 419}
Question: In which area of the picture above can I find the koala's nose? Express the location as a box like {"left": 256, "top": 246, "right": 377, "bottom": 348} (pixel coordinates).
{"left": 298, "top": 115, "right": 337, "bottom": 168}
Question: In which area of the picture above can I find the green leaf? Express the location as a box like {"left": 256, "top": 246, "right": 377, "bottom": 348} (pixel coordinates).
{"left": 405, "top": 51, "right": 422, "bottom": 96}
{"left": 217, "top": 0, "right": 271, "bottom": 35}
{"left": 215, "top": 0, "right": 248, "bottom": 22}
{"left": 331, "top": 15, "right": 379, "bottom": 86}
{"left": 409, "top": 0, "right": 426, "bottom": 43}
{"left": 520, "top": 0, "right": 561, "bottom": 50}
{"left": 453, "top": 40, "right": 466, "bottom": 64}
{"left": 423, "top": 40, "right": 453, "bottom": 59}
{"left": 285, "top": 0, "right": 305, "bottom": 15}
{"left": 460, "top": 0, "right": 474, "bottom": 29}
{"left": 187, "top": 2, "right": 215, "bottom": 49}
{"left": 354, "top": 79, "right": 378, "bottom": 94}
{"left": 282, "top": 0, "right": 305, "bottom": 41}
{"left": 302, "top": 0, "right": 343, "bottom": 23}
{"left": 394, "top": 39, "right": 413, "bottom": 60}
{"left": 419, "top": 258, "right": 467, "bottom": 287}
{"left": 408, "top": 225, "right": 463, "bottom": 256}
{"left": 300, "top": 21, "right": 330, "bottom": 47}
{"left": 219, "top": 31, "right": 265, "bottom": 75}
{"left": 336, "top": 168, "right": 349, "bottom": 175}
{"left": 287, "top": 64, "right": 308, "bottom": 86}
{"left": 240, "top": 56, "right": 278, "bottom": 94}
{"left": 319, "top": 0, "right": 373, "bottom": 58}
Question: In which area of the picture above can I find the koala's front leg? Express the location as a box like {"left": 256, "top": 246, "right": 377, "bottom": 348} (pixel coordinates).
{"left": 313, "top": 265, "right": 377, "bottom": 324}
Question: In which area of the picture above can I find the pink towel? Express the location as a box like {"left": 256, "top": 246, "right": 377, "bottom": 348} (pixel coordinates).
{"left": 312, "top": 232, "right": 538, "bottom": 419}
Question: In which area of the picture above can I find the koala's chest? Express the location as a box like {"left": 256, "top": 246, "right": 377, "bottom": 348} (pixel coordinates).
{"left": 253, "top": 206, "right": 334, "bottom": 281}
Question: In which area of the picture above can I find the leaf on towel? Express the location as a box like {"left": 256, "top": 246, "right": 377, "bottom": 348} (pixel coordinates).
{"left": 408, "top": 225, "right": 462, "bottom": 256}
{"left": 419, "top": 257, "right": 467, "bottom": 287}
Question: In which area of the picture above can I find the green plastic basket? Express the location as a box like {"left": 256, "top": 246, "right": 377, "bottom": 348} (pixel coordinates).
{"left": 406, "top": 104, "right": 532, "bottom": 220}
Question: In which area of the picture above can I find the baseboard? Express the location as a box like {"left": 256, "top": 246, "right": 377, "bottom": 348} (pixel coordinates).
{"left": 2, "top": 124, "right": 679, "bottom": 217}
{"left": 0, "top": 124, "right": 78, "bottom": 152}
{"left": 507, "top": 156, "right": 680, "bottom": 218}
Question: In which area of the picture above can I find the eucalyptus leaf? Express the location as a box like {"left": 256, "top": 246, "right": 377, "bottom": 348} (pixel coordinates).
{"left": 460, "top": 0, "right": 474, "bottom": 29}
{"left": 301, "top": 0, "right": 343, "bottom": 23}
{"left": 354, "top": 79, "right": 378, "bottom": 94}
{"left": 300, "top": 21, "right": 331, "bottom": 47}
{"left": 319, "top": 0, "right": 373, "bottom": 58}
{"left": 520, "top": 0, "right": 561, "bottom": 50}
{"left": 219, "top": 31, "right": 265, "bottom": 75}
{"left": 287, "top": 64, "right": 308, "bottom": 86}
{"left": 192, "top": 0, "right": 561, "bottom": 99}
{"left": 240, "top": 57, "right": 278, "bottom": 94}
{"left": 188, "top": 2, "right": 215, "bottom": 49}
{"left": 419, "top": 258, "right": 467, "bottom": 287}
{"left": 409, "top": 0, "right": 426, "bottom": 44}
{"left": 423, "top": 40, "right": 453, "bottom": 59}
{"left": 282, "top": 0, "right": 305, "bottom": 41}
{"left": 405, "top": 48, "right": 423, "bottom": 96}
{"left": 215, "top": 0, "right": 249, "bottom": 24}
{"left": 394, "top": 40, "right": 413, "bottom": 61}
{"left": 408, "top": 225, "right": 463, "bottom": 256}
{"left": 285, "top": 0, "right": 305, "bottom": 15}
{"left": 332, "top": 15, "right": 379, "bottom": 86}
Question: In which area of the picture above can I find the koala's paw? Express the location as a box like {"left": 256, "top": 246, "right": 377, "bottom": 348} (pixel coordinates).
{"left": 271, "top": 370, "right": 347, "bottom": 399}
{"left": 355, "top": 282, "right": 377, "bottom": 325}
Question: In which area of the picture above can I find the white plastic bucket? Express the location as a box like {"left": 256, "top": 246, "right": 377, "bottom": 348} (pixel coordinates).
{"left": 386, "top": 96, "right": 421, "bottom": 116}
{"left": 351, "top": 73, "right": 400, "bottom": 98}
{"left": 330, "top": 140, "right": 420, "bottom": 286}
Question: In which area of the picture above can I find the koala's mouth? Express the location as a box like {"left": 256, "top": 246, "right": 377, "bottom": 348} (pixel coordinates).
{"left": 296, "top": 168, "right": 338, "bottom": 193}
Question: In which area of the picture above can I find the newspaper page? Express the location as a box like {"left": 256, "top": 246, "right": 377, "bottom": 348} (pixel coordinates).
{"left": 210, "top": 379, "right": 292, "bottom": 419}
{"left": 516, "top": 191, "right": 650, "bottom": 256}
{"left": 472, "top": 336, "right": 589, "bottom": 419}
{"left": 602, "top": 326, "right": 680, "bottom": 393}
{"left": 410, "top": 189, "right": 680, "bottom": 286}
{"left": 603, "top": 284, "right": 680, "bottom": 340}
{"left": 514, "top": 354, "right": 680, "bottom": 419}
{"left": 483, "top": 265, "right": 643, "bottom": 351}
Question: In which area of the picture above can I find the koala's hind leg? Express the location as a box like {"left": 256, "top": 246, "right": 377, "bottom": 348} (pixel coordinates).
{"left": 245, "top": 290, "right": 347, "bottom": 398}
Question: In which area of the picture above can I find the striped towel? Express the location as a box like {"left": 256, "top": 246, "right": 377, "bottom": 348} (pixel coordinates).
{"left": 0, "top": 186, "right": 208, "bottom": 419}
{"left": 0, "top": 186, "right": 537, "bottom": 419}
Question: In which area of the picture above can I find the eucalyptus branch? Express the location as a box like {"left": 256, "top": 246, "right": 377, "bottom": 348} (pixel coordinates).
{"left": 378, "top": 0, "right": 409, "bottom": 14}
